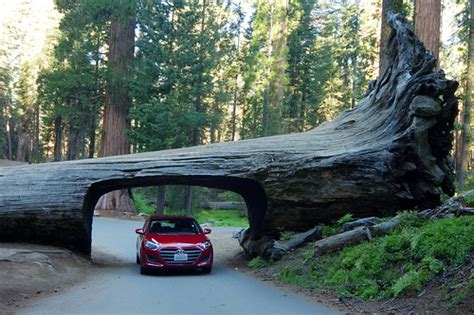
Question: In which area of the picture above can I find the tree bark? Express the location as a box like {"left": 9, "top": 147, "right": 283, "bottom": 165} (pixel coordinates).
{"left": 184, "top": 186, "right": 193, "bottom": 215}
{"left": 53, "top": 115, "right": 62, "bottom": 162}
{"left": 0, "top": 15, "right": 459, "bottom": 255}
{"left": 156, "top": 186, "right": 165, "bottom": 215}
{"left": 95, "top": 1, "right": 136, "bottom": 213}
{"left": 0, "top": 96, "right": 5, "bottom": 159}
{"left": 414, "top": 0, "right": 441, "bottom": 60}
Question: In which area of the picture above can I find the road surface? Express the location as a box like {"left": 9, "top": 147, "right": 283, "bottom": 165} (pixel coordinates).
{"left": 19, "top": 218, "right": 340, "bottom": 315}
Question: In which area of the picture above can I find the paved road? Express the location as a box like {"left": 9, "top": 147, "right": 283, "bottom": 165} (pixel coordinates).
{"left": 19, "top": 218, "right": 340, "bottom": 315}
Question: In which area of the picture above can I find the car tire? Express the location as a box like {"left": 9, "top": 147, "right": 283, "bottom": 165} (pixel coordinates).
{"left": 202, "top": 266, "right": 212, "bottom": 274}
{"left": 140, "top": 265, "right": 150, "bottom": 275}
{"left": 136, "top": 254, "right": 140, "bottom": 265}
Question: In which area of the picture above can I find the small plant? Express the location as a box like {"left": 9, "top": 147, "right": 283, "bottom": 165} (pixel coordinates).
{"left": 248, "top": 256, "right": 273, "bottom": 269}
{"left": 336, "top": 213, "right": 353, "bottom": 226}
{"left": 391, "top": 269, "right": 429, "bottom": 297}
{"left": 277, "top": 266, "right": 305, "bottom": 285}
{"left": 279, "top": 230, "right": 297, "bottom": 241}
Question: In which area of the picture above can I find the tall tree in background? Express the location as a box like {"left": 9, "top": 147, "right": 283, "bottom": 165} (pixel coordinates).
{"left": 414, "top": 0, "right": 441, "bottom": 59}
{"left": 38, "top": 0, "right": 107, "bottom": 162}
{"left": 95, "top": 0, "right": 136, "bottom": 213}
{"left": 379, "top": 0, "right": 403, "bottom": 73}
{"left": 284, "top": 0, "right": 318, "bottom": 132}
{"left": 457, "top": 0, "right": 474, "bottom": 190}
{"left": 0, "top": 66, "right": 9, "bottom": 158}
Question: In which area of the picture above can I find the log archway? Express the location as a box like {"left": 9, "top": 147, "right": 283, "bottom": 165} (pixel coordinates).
{"left": 83, "top": 176, "right": 267, "bottom": 254}
{"left": 0, "top": 15, "right": 458, "bottom": 255}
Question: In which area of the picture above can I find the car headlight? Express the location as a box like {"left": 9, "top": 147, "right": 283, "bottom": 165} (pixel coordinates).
{"left": 144, "top": 240, "right": 160, "bottom": 251}
{"left": 198, "top": 241, "right": 212, "bottom": 249}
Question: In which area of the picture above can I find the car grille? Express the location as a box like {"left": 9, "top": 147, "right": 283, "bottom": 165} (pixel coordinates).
{"left": 159, "top": 248, "right": 202, "bottom": 265}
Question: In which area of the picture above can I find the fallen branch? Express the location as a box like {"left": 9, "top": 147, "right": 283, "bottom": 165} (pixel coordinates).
{"left": 274, "top": 226, "right": 323, "bottom": 251}
{"left": 342, "top": 217, "right": 380, "bottom": 232}
{"left": 313, "top": 214, "right": 407, "bottom": 256}
{"left": 238, "top": 226, "right": 322, "bottom": 261}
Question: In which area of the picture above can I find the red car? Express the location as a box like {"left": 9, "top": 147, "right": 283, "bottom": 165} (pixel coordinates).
{"left": 135, "top": 215, "right": 213, "bottom": 275}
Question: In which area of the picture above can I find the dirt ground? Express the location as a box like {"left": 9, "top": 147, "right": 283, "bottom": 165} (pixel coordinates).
{"left": 0, "top": 243, "right": 97, "bottom": 314}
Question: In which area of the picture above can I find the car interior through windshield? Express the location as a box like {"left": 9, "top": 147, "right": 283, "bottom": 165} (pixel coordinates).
{"left": 149, "top": 219, "right": 202, "bottom": 234}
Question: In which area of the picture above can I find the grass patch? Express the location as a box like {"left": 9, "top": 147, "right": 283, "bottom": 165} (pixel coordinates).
{"left": 192, "top": 209, "right": 248, "bottom": 227}
{"left": 277, "top": 215, "right": 474, "bottom": 300}
{"left": 248, "top": 257, "right": 274, "bottom": 268}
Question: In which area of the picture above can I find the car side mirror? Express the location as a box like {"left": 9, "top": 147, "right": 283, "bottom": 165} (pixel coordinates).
{"left": 135, "top": 228, "right": 145, "bottom": 235}
{"left": 203, "top": 228, "right": 211, "bottom": 234}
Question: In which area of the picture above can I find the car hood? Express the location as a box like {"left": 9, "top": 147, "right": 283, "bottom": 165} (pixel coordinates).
{"left": 148, "top": 233, "right": 208, "bottom": 246}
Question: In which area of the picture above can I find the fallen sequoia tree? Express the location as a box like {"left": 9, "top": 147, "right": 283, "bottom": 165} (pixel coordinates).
{"left": 0, "top": 14, "right": 458, "bottom": 256}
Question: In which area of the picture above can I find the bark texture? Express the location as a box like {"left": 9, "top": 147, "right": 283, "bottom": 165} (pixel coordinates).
{"left": 0, "top": 15, "right": 458, "bottom": 255}
{"left": 414, "top": 0, "right": 441, "bottom": 59}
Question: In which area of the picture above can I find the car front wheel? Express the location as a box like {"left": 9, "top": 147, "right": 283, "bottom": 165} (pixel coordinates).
{"left": 202, "top": 266, "right": 212, "bottom": 274}
{"left": 140, "top": 265, "right": 150, "bottom": 275}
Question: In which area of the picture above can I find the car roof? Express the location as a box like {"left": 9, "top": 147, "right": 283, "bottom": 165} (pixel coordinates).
{"left": 149, "top": 215, "right": 194, "bottom": 220}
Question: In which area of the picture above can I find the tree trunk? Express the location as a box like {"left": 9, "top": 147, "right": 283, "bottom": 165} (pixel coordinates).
{"left": 53, "top": 115, "right": 62, "bottom": 162}
{"left": 458, "top": 0, "right": 474, "bottom": 190}
{"left": 0, "top": 15, "right": 459, "bottom": 255}
{"left": 156, "top": 186, "right": 165, "bottom": 215}
{"left": 414, "top": 0, "right": 441, "bottom": 60}
{"left": 6, "top": 116, "right": 12, "bottom": 160}
{"left": 184, "top": 186, "right": 193, "bottom": 215}
{"left": 0, "top": 97, "right": 5, "bottom": 159}
{"left": 379, "top": 0, "right": 403, "bottom": 74}
{"left": 95, "top": 1, "right": 136, "bottom": 213}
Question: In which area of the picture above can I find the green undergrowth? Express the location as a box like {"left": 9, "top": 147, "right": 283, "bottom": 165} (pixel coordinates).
{"left": 248, "top": 256, "right": 274, "bottom": 269}
{"left": 191, "top": 210, "right": 248, "bottom": 227}
{"left": 134, "top": 192, "right": 248, "bottom": 227}
{"left": 277, "top": 214, "right": 474, "bottom": 301}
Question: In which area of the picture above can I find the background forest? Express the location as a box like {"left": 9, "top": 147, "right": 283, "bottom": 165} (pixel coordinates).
{"left": 0, "top": 0, "right": 472, "bottom": 213}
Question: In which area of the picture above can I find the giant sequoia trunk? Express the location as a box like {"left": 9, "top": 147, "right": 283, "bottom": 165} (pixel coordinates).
{"left": 0, "top": 15, "right": 458, "bottom": 255}
{"left": 95, "top": 2, "right": 136, "bottom": 214}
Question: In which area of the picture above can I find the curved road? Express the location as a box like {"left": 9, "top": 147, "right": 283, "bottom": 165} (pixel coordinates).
{"left": 19, "top": 218, "right": 339, "bottom": 315}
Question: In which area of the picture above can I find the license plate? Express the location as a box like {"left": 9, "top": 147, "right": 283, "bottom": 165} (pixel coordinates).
{"left": 174, "top": 253, "right": 188, "bottom": 261}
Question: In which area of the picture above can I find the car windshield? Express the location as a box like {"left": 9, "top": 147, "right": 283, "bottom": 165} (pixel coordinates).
{"left": 149, "top": 218, "right": 202, "bottom": 235}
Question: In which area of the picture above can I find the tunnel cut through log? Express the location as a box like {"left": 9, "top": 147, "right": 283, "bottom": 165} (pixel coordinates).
{"left": 82, "top": 176, "right": 267, "bottom": 254}
{"left": 0, "top": 14, "right": 459, "bottom": 255}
